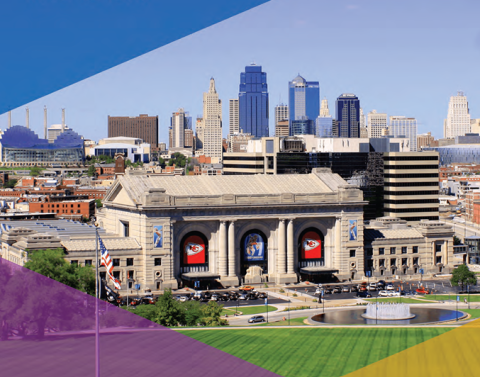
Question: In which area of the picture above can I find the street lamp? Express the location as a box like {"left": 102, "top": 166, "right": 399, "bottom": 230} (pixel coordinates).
{"left": 288, "top": 299, "right": 290, "bottom": 326}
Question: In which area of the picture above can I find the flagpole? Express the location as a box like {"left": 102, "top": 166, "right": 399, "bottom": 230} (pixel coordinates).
{"left": 95, "top": 226, "right": 100, "bottom": 377}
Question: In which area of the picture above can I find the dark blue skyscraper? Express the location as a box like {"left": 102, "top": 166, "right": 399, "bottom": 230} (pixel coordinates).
{"left": 288, "top": 75, "right": 320, "bottom": 135}
{"left": 336, "top": 93, "right": 360, "bottom": 138}
{"left": 239, "top": 64, "right": 269, "bottom": 137}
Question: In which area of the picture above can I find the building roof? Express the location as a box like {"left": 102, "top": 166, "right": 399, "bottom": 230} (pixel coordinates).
{"left": 62, "top": 237, "right": 141, "bottom": 252}
{"left": 364, "top": 228, "right": 423, "bottom": 241}
{"left": 114, "top": 169, "right": 347, "bottom": 203}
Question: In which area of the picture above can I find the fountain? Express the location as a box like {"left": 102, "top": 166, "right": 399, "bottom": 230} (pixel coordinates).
{"left": 361, "top": 303, "right": 415, "bottom": 320}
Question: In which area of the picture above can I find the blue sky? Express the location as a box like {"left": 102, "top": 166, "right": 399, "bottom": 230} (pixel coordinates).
{"left": 1, "top": 0, "right": 479, "bottom": 142}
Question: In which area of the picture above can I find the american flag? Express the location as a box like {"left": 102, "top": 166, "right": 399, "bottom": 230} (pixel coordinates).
{"left": 99, "top": 236, "right": 121, "bottom": 290}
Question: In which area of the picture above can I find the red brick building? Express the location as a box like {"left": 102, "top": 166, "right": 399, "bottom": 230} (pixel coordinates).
{"left": 29, "top": 199, "right": 95, "bottom": 220}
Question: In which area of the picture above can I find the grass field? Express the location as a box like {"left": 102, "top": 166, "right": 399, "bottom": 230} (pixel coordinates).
{"left": 365, "top": 297, "right": 430, "bottom": 304}
{"left": 255, "top": 316, "right": 308, "bottom": 326}
{"left": 180, "top": 328, "right": 451, "bottom": 377}
{"left": 424, "top": 294, "right": 480, "bottom": 302}
{"left": 462, "top": 309, "right": 480, "bottom": 319}
{"left": 222, "top": 305, "right": 277, "bottom": 316}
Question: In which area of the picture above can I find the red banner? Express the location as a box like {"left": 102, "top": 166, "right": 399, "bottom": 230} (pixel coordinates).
{"left": 183, "top": 234, "right": 206, "bottom": 265}
{"left": 301, "top": 231, "right": 322, "bottom": 259}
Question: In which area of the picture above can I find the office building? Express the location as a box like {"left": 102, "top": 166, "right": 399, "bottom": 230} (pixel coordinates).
{"left": 367, "top": 110, "right": 388, "bottom": 138}
{"left": 417, "top": 132, "right": 438, "bottom": 149}
{"left": 444, "top": 92, "right": 471, "bottom": 139}
{"left": 291, "top": 119, "right": 315, "bottom": 136}
{"left": 389, "top": 116, "right": 417, "bottom": 151}
{"left": 471, "top": 119, "right": 480, "bottom": 134}
{"left": 275, "top": 104, "right": 289, "bottom": 126}
{"left": 383, "top": 152, "right": 439, "bottom": 222}
{"left": 169, "top": 108, "right": 192, "bottom": 149}
{"left": 201, "top": 78, "right": 223, "bottom": 159}
{"left": 336, "top": 94, "right": 360, "bottom": 138}
{"left": 228, "top": 99, "right": 239, "bottom": 152}
{"left": 275, "top": 120, "right": 289, "bottom": 137}
{"left": 108, "top": 114, "right": 159, "bottom": 149}
{"left": 89, "top": 137, "right": 151, "bottom": 163}
{"left": 288, "top": 75, "right": 319, "bottom": 132}
{"left": 360, "top": 108, "right": 368, "bottom": 138}
{"left": 238, "top": 64, "right": 269, "bottom": 137}
{"left": 316, "top": 98, "right": 333, "bottom": 137}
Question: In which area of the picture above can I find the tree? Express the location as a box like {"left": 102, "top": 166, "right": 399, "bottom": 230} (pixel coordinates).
{"left": 4, "top": 179, "right": 18, "bottom": 188}
{"left": 453, "top": 236, "right": 462, "bottom": 245}
{"left": 153, "top": 289, "right": 185, "bottom": 326}
{"left": 182, "top": 300, "right": 203, "bottom": 326}
{"left": 95, "top": 199, "right": 103, "bottom": 208}
{"left": 29, "top": 166, "right": 43, "bottom": 177}
{"left": 24, "top": 248, "right": 96, "bottom": 296}
{"left": 168, "top": 152, "right": 187, "bottom": 168}
{"left": 87, "top": 164, "right": 97, "bottom": 177}
{"left": 200, "top": 301, "right": 228, "bottom": 327}
{"left": 451, "top": 264, "right": 477, "bottom": 292}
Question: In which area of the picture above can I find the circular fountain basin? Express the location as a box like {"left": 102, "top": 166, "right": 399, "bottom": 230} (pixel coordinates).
{"left": 361, "top": 303, "right": 415, "bottom": 320}
{"left": 311, "top": 307, "right": 466, "bottom": 325}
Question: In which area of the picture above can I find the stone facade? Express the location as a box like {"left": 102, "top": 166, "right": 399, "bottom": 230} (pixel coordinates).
{"left": 98, "top": 169, "right": 366, "bottom": 290}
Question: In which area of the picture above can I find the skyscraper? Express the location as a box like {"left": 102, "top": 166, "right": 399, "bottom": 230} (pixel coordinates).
{"left": 359, "top": 108, "right": 368, "bottom": 138}
{"left": 288, "top": 75, "right": 320, "bottom": 134}
{"left": 316, "top": 98, "right": 333, "bottom": 137}
{"left": 367, "top": 110, "right": 388, "bottom": 138}
{"left": 390, "top": 116, "right": 417, "bottom": 151}
{"left": 108, "top": 114, "right": 159, "bottom": 149}
{"left": 444, "top": 91, "right": 471, "bottom": 139}
{"left": 238, "top": 64, "right": 269, "bottom": 137}
{"left": 275, "top": 104, "right": 289, "bottom": 137}
{"left": 228, "top": 99, "right": 239, "bottom": 152}
{"left": 200, "top": 78, "right": 222, "bottom": 159}
{"left": 336, "top": 94, "right": 360, "bottom": 138}
{"left": 169, "top": 108, "right": 192, "bottom": 149}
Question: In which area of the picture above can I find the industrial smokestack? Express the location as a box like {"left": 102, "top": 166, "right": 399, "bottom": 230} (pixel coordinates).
{"left": 26, "top": 107, "right": 29, "bottom": 129}
{"left": 61, "top": 108, "right": 65, "bottom": 132}
{"left": 44, "top": 106, "right": 47, "bottom": 139}
{"left": 8, "top": 111, "right": 11, "bottom": 128}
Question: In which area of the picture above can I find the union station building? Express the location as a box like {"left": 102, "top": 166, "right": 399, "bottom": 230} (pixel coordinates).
{"left": 97, "top": 168, "right": 367, "bottom": 290}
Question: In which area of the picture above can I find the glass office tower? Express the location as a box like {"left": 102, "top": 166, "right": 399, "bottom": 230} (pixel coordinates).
{"left": 336, "top": 93, "right": 360, "bottom": 138}
{"left": 239, "top": 64, "right": 269, "bottom": 137}
{"left": 288, "top": 75, "right": 320, "bottom": 134}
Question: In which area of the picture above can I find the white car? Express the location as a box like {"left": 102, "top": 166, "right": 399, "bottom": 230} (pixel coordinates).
{"left": 378, "top": 290, "right": 389, "bottom": 297}
{"left": 315, "top": 288, "right": 322, "bottom": 295}
{"left": 179, "top": 296, "right": 188, "bottom": 302}
{"left": 386, "top": 284, "right": 395, "bottom": 291}
{"left": 368, "top": 283, "right": 377, "bottom": 291}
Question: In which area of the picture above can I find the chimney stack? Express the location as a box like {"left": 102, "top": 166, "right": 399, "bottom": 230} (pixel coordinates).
{"left": 44, "top": 106, "right": 48, "bottom": 139}
{"left": 8, "top": 111, "right": 11, "bottom": 128}
{"left": 26, "top": 107, "right": 29, "bottom": 129}
{"left": 61, "top": 108, "right": 65, "bottom": 132}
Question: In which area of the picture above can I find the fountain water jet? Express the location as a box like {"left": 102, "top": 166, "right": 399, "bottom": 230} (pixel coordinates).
{"left": 361, "top": 303, "right": 415, "bottom": 320}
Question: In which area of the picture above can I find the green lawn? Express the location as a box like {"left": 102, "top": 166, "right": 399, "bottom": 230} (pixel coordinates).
{"left": 365, "top": 297, "right": 431, "bottom": 304}
{"left": 462, "top": 309, "right": 480, "bottom": 319}
{"left": 255, "top": 316, "right": 308, "bottom": 326}
{"left": 222, "top": 305, "right": 277, "bottom": 316}
{"left": 424, "top": 294, "right": 480, "bottom": 302}
{"left": 180, "top": 328, "right": 451, "bottom": 377}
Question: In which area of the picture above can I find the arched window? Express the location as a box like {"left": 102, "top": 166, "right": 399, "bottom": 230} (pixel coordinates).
{"left": 240, "top": 230, "right": 268, "bottom": 275}
{"left": 180, "top": 231, "right": 209, "bottom": 269}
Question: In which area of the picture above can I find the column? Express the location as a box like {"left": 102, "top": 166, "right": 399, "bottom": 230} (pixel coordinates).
{"left": 277, "top": 219, "right": 286, "bottom": 274}
{"left": 335, "top": 217, "right": 342, "bottom": 271}
{"left": 219, "top": 221, "right": 227, "bottom": 277}
{"left": 228, "top": 221, "right": 236, "bottom": 277}
{"left": 287, "top": 219, "right": 294, "bottom": 274}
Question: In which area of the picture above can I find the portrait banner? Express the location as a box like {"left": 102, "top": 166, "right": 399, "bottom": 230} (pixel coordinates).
{"left": 244, "top": 233, "right": 265, "bottom": 261}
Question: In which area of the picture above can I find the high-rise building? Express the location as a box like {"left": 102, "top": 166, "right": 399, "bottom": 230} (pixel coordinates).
{"left": 201, "top": 78, "right": 222, "bottom": 159}
{"left": 389, "top": 116, "right": 417, "bottom": 151}
{"left": 336, "top": 94, "right": 360, "bottom": 138}
{"left": 444, "top": 91, "right": 471, "bottom": 139}
{"left": 288, "top": 75, "right": 320, "bottom": 134}
{"left": 275, "top": 120, "right": 290, "bottom": 137}
{"left": 316, "top": 98, "right": 333, "bottom": 137}
{"left": 417, "top": 132, "right": 438, "bottom": 149}
{"left": 169, "top": 108, "right": 192, "bottom": 149}
{"left": 383, "top": 152, "right": 439, "bottom": 222}
{"left": 275, "top": 104, "right": 289, "bottom": 126}
{"left": 360, "top": 108, "right": 367, "bottom": 137}
{"left": 291, "top": 119, "right": 315, "bottom": 135}
{"left": 367, "top": 110, "right": 388, "bottom": 138}
{"left": 108, "top": 114, "right": 159, "bottom": 149}
{"left": 470, "top": 118, "right": 480, "bottom": 134}
{"left": 238, "top": 64, "right": 269, "bottom": 137}
{"left": 228, "top": 99, "right": 239, "bottom": 152}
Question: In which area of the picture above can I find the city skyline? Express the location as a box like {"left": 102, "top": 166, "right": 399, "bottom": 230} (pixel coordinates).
{"left": 1, "top": 0, "right": 479, "bottom": 143}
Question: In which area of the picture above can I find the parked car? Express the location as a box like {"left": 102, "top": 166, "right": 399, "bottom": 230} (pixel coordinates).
{"left": 342, "top": 286, "right": 350, "bottom": 293}
{"left": 193, "top": 291, "right": 203, "bottom": 301}
{"left": 378, "top": 290, "right": 389, "bottom": 297}
{"left": 238, "top": 294, "right": 248, "bottom": 300}
{"left": 324, "top": 288, "right": 333, "bottom": 294}
{"left": 333, "top": 286, "right": 342, "bottom": 293}
{"left": 416, "top": 287, "right": 430, "bottom": 294}
{"left": 239, "top": 285, "right": 255, "bottom": 291}
{"left": 178, "top": 296, "right": 188, "bottom": 303}
{"left": 315, "top": 288, "right": 322, "bottom": 295}
{"left": 386, "top": 284, "right": 395, "bottom": 291}
{"left": 248, "top": 315, "right": 266, "bottom": 323}
{"left": 210, "top": 293, "right": 219, "bottom": 301}
{"left": 203, "top": 291, "right": 212, "bottom": 299}
{"left": 228, "top": 291, "right": 239, "bottom": 300}
{"left": 357, "top": 291, "right": 372, "bottom": 298}
{"left": 368, "top": 283, "right": 377, "bottom": 291}
{"left": 258, "top": 292, "right": 268, "bottom": 299}
{"left": 377, "top": 280, "right": 386, "bottom": 287}
{"left": 350, "top": 285, "right": 358, "bottom": 292}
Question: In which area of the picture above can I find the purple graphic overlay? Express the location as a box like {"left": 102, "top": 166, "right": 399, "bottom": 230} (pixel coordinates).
{"left": 0, "top": 258, "right": 279, "bottom": 376}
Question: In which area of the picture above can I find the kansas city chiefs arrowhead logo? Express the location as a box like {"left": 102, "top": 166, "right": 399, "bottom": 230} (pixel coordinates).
{"left": 303, "top": 239, "right": 320, "bottom": 251}
{"left": 186, "top": 243, "right": 204, "bottom": 256}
